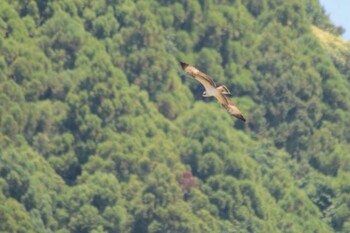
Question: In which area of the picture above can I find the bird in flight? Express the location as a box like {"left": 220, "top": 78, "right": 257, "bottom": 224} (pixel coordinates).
{"left": 180, "top": 62, "right": 246, "bottom": 122}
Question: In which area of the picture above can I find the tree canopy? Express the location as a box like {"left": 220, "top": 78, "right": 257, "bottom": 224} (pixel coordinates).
{"left": 1, "top": 0, "right": 350, "bottom": 232}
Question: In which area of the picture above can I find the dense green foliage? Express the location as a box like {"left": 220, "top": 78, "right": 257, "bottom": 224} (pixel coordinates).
{"left": 1, "top": 0, "right": 350, "bottom": 232}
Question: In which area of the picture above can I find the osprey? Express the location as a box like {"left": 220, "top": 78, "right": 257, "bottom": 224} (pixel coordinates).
{"left": 180, "top": 62, "right": 246, "bottom": 122}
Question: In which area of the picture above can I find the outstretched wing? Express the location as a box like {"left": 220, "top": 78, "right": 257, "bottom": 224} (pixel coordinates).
{"left": 213, "top": 92, "right": 246, "bottom": 122}
{"left": 180, "top": 62, "right": 216, "bottom": 90}
{"left": 180, "top": 61, "right": 245, "bottom": 122}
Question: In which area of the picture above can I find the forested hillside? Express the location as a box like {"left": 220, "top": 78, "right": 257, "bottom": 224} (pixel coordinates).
{"left": 1, "top": 0, "right": 350, "bottom": 232}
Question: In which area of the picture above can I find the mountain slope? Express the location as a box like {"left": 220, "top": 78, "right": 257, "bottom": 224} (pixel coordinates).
{"left": 1, "top": 0, "right": 350, "bottom": 232}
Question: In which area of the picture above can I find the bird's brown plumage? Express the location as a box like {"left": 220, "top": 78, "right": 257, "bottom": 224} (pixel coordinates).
{"left": 180, "top": 62, "right": 216, "bottom": 89}
{"left": 180, "top": 61, "right": 246, "bottom": 122}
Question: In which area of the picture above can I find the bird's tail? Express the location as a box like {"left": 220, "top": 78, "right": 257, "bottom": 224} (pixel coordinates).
{"left": 217, "top": 85, "right": 231, "bottom": 95}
